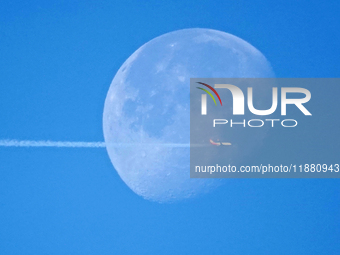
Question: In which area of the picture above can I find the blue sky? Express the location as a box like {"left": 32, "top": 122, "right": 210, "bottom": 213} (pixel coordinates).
{"left": 1, "top": 0, "right": 339, "bottom": 254}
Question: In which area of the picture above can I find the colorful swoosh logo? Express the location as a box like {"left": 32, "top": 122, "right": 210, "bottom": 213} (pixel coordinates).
{"left": 196, "top": 82, "right": 222, "bottom": 106}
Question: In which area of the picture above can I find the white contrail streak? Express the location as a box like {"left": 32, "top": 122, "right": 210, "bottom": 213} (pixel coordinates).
{"left": 0, "top": 140, "right": 195, "bottom": 148}
{"left": 0, "top": 140, "right": 106, "bottom": 148}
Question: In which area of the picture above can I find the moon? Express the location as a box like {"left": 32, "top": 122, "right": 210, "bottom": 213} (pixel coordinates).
{"left": 103, "top": 28, "right": 274, "bottom": 202}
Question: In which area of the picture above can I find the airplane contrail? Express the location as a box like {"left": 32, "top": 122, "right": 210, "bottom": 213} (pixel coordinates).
{"left": 0, "top": 140, "right": 195, "bottom": 148}
{"left": 0, "top": 140, "right": 106, "bottom": 148}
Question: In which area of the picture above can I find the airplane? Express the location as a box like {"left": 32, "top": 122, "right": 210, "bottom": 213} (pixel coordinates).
{"left": 209, "top": 139, "right": 231, "bottom": 146}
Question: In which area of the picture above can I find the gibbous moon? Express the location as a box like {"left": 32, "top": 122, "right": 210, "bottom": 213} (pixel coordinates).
{"left": 103, "top": 28, "right": 274, "bottom": 202}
